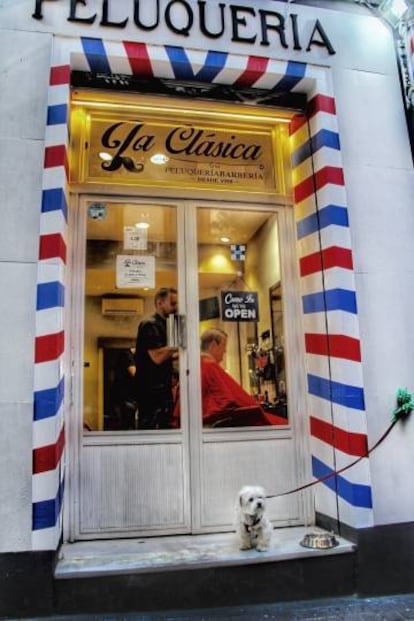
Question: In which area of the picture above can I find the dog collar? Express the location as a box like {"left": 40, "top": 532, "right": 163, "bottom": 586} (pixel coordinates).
{"left": 244, "top": 516, "right": 261, "bottom": 532}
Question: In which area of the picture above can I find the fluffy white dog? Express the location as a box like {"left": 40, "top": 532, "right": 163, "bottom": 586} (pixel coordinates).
{"left": 235, "top": 485, "right": 272, "bottom": 551}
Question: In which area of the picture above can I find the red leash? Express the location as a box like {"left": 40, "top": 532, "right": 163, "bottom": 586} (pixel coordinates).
{"left": 266, "top": 419, "right": 397, "bottom": 500}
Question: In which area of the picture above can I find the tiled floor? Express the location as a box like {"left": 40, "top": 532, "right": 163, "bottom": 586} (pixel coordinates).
{"left": 55, "top": 526, "right": 354, "bottom": 579}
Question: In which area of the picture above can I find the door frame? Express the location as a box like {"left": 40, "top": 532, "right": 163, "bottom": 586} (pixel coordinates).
{"left": 65, "top": 193, "right": 311, "bottom": 541}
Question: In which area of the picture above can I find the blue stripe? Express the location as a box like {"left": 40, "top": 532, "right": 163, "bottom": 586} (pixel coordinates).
{"left": 47, "top": 104, "right": 68, "bottom": 126}
{"left": 308, "top": 374, "right": 365, "bottom": 410}
{"left": 297, "top": 205, "right": 349, "bottom": 239}
{"left": 291, "top": 140, "right": 311, "bottom": 169}
{"left": 312, "top": 456, "right": 372, "bottom": 508}
{"left": 197, "top": 50, "right": 228, "bottom": 81}
{"left": 165, "top": 47, "right": 228, "bottom": 81}
{"left": 302, "top": 289, "right": 357, "bottom": 314}
{"left": 312, "top": 129, "right": 340, "bottom": 153}
{"left": 41, "top": 189, "right": 68, "bottom": 220}
{"left": 37, "top": 282, "right": 65, "bottom": 311}
{"left": 34, "top": 377, "right": 65, "bottom": 421}
{"left": 81, "top": 37, "right": 110, "bottom": 73}
{"left": 274, "top": 60, "right": 307, "bottom": 91}
{"left": 165, "top": 46, "right": 195, "bottom": 80}
{"left": 291, "top": 130, "right": 340, "bottom": 169}
{"left": 319, "top": 204, "right": 349, "bottom": 229}
{"left": 33, "top": 479, "right": 65, "bottom": 530}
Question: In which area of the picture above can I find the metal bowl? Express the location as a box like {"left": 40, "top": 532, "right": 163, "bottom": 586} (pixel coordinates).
{"left": 300, "top": 531, "right": 339, "bottom": 549}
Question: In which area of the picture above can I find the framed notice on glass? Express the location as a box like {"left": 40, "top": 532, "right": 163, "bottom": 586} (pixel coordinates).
{"left": 116, "top": 255, "right": 155, "bottom": 289}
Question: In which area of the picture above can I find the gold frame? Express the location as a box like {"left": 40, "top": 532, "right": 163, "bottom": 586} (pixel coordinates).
{"left": 70, "top": 89, "right": 293, "bottom": 200}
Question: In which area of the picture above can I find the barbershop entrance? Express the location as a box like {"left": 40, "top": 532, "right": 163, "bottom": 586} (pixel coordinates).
{"left": 67, "top": 91, "right": 310, "bottom": 540}
{"left": 68, "top": 195, "right": 307, "bottom": 540}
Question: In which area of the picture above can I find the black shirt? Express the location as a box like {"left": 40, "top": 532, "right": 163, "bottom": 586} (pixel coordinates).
{"left": 134, "top": 313, "right": 173, "bottom": 403}
{"left": 112, "top": 348, "right": 136, "bottom": 404}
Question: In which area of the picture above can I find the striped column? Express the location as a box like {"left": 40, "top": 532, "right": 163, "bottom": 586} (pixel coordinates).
{"left": 31, "top": 37, "right": 373, "bottom": 549}
{"left": 290, "top": 85, "right": 373, "bottom": 529}
{"left": 32, "top": 61, "right": 70, "bottom": 551}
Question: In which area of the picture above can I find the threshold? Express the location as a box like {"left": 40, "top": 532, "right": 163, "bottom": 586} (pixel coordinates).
{"left": 55, "top": 526, "right": 355, "bottom": 579}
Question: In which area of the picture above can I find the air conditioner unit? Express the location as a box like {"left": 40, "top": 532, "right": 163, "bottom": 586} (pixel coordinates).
{"left": 101, "top": 297, "right": 144, "bottom": 317}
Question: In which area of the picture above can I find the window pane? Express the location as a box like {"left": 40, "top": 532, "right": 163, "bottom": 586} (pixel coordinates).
{"left": 82, "top": 201, "right": 179, "bottom": 431}
{"left": 197, "top": 208, "right": 288, "bottom": 429}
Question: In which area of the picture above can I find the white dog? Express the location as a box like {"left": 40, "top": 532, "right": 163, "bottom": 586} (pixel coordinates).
{"left": 235, "top": 485, "right": 272, "bottom": 551}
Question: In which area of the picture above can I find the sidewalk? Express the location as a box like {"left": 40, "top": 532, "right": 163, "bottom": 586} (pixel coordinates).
{"left": 25, "top": 593, "right": 414, "bottom": 620}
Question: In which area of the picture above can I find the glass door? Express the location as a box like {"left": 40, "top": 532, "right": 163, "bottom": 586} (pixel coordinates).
{"left": 188, "top": 202, "right": 303, "bottom": 532}
{"left": 72, "top": 196, "right": 191, "bottom": 538}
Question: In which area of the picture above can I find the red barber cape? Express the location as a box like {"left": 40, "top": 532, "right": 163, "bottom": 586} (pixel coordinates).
{"left": 201, "top": 356, "right": 270, "bottom": 427}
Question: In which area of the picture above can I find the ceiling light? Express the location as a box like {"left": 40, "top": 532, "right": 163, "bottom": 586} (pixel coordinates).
{"left": 135, "top": 222, "right": 150, "bottom": 230}
{"left": 150, "top": 153, "right": 169, "bottom": 165}
{"left": 220, "top": 236, "right": 231, "bottom": 243}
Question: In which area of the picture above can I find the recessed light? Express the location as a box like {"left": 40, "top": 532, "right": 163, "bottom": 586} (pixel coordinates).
{"left": 99, "top": 152, "right": 113, "bottom": 161}
{"left": 135, "top": 222, "right": 150, "bottom": 230}
{"left": 150, "top": 153, "right": 169, "bottom": 165}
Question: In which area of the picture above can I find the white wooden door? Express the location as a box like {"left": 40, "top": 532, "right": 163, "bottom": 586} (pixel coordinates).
{"left": 68, "top": 197, "right": 308, "bottom": 540}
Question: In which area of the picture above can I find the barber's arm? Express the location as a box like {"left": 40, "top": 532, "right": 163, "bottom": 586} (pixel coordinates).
{"left": 148, "top": 346, "right": 178, "bottom": 365}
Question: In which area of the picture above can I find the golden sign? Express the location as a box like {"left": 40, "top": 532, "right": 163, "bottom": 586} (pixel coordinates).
{"left": 75, "top": 114, "right": 281, "bottom": 193}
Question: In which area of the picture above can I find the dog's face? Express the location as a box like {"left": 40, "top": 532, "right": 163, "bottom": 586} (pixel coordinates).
{"left": 238, "top": 485, "right": 267, "bottom": 519}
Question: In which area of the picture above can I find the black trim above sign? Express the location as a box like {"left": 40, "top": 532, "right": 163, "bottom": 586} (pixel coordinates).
{"left": 71, "top": 73, "right": 307, "bottom": 111}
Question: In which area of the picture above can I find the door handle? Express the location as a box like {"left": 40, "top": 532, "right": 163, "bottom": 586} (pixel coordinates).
{"left": 177, "top": 314, "right": 187, "bottom": 349}
{"left": 167, "top": 314, "right": 187, "bottom": 349}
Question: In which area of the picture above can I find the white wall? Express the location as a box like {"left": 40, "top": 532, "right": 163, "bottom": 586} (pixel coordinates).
{"left": 334, "top": 67, "right": 414, "bottom": 524}
{"left": 0, "top": 0, "right": 413, "bottom": 550}
{"left": 0, "top": 28, "right": 52, "bottom": 551}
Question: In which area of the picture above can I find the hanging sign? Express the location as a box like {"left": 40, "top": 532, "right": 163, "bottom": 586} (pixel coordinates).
{"left": 116, "top": 255, "right": 155, "bottom": 288}
{"left": 221, "top": 290, "right": 259, "bottom": 322}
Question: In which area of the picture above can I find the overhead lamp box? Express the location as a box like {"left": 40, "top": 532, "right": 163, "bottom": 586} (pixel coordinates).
{"left": 101, "top": 297, "right": 144, "bottom": 316}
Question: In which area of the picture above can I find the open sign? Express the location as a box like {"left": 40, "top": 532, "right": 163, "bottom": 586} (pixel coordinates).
{"left": 221, "top": 291, "right": 259, "bottom": 322}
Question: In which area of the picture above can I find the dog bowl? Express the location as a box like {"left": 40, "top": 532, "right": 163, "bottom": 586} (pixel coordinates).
{"left": 300, "top": 531, "right": 339, "bottom": 549}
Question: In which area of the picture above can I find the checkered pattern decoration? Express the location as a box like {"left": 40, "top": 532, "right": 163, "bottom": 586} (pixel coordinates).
{"left": 230, "top": 244, "right": 246, "bottom": 261}
{"left": 32, "top": 36, "right": 373, "bottom": 550}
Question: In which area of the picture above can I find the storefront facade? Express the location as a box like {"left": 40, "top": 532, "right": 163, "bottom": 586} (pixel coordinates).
{"left": 1, "top": 0, "right": 414, "bottom": 616}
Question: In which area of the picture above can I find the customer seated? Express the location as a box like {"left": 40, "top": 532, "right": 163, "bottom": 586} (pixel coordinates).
{"left": 200, "top": 328, "right": 270, "bottom": 427}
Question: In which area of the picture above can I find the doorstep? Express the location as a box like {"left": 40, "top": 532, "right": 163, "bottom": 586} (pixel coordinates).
{"left": 55, "top": 526, "right": 355, "bottom": 579}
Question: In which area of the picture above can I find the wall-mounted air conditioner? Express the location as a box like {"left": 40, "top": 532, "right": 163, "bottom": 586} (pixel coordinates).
{"left": 101, "top": 297, "right": 144, "bottom": 317}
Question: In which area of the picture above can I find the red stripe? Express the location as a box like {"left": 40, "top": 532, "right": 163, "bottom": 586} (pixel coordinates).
{"left": 33, "top": 426, "right": 65, "bottom": 474}
{"left": 300, "top": 246, "right": 353, "bottom": 276}
{"left": 308, "top": 94, "right": 336, "bottom": 118}
{"left": 35, "top": 331, "right": 65, "bottom": 364}
{"left": 44, "top": 145, "right": 67, "bottom": 169}
{"left": 305, "top": 333, "right": 361, "bottom": 362}
{"left": 323, "top": 246, "right": 353, "bottom": 270}
{"left": 123, "top": 41, "right": 153, "bottom": 77}
{"left": 294, "top": 175, "right": 315, "bottom": 203}
{"left": 233, "top": 56, "right": 269, "bottom": 88}
{"left": 50, "top": 65, "right": 70, "bottom": 86}
{"left": 39, "top": 234, "right": 67, "bottom": 263}
{"left": 310, "top": 416, "right": 368, "bottom": 457}
{"left": 290, "top": 114, "right": 307, "bottom": 135}
{"left": 315, "top": 166, "right": 344, "bottom": 191}
{"left": 300, "top": 251, "right": 322, "bottom": 276}
{"left": 295, "top": 166, "right": 344, "bottom": 202}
